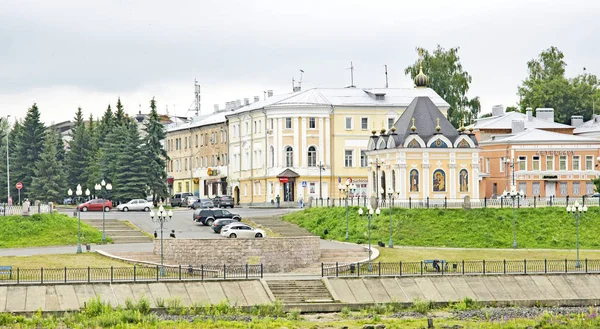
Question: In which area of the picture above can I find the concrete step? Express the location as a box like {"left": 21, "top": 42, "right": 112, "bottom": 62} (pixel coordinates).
{"left": 266, "top": 280, "right": 334, "bottom": 303}
{"left": 110, "top": 236, "right": 153, "bottom": 243}
{"left": 104, "top": 230, "right": 148, "bottom": 237}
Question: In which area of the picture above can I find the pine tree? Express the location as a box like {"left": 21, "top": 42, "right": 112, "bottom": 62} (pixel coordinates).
{"left": 13, "top": 104, "right": 46, "bottom": 198}
{"left": 54, "top": 129, "right": 65, "bottom": 164}
{"left": 144, "top": 97, "right": 169, "bottom": 202}
{"left": 0, "top": 118, "right": 9, "bottom": 201}
{"left": 8, "top": 120, "right": 22, "bottom": 200}
{"left": 88, "top": 113, "right": 98, "bottom": 154}
{"left": 30, "top": 130, "right": 65, "bottom": 202}
{"left": 114, "top": 98, "right": 127, "bottom": 127}
{"left": 111, "top": 120, "right": 148, "bottom": 202}
{"left": 98, "top": 105, "right": 113, "bottom": 145}
{"left": 65, "top": 108, "right": 90, "bottom": 190}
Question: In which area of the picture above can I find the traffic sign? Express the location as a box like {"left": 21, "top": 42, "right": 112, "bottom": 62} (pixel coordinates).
{"left": 302, "top": 181, "right": 307, "bottom": 187}
{"left": 15, "top": 182, "right": 23, "bottom": 190}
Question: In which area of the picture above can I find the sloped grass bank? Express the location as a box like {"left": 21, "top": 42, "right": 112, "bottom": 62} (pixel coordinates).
{"left": 283, "top": 207, "right": 600, "bottom": 249}
{"left": 0, "top": 213, "right": 106, "bottom": 248}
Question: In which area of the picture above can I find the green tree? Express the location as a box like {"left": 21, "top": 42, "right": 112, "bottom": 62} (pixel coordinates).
{"left": 143, "top": 97, "right": 169, "bottom": 202}
{"left": 98, "top": 105, "right": 114, "bottom": 145}
{"left": 114, "top": 98, "right": 127, "bottom": 127}
{"left": 0, "top": 118, "right": 9, "bottom": 201}
{"left": 517, "top": 46, "right": 600, "bottom": 124}
{"left": 405, "top": 45, "right": 481, "bottom": 127}
{"left": 8, "top": 120, "right": 22, "bottom": 200}
{"left": 65, "top": 108, "right": 90, "bottom": 190}
{"left": 110, "top": 120, "right": 148, "bottom": 202}
{"left": 13, "top": 104, "right": 46, "bottom": 198}
{"left": 30, "top": 130, "right": 66, "bottom": 202}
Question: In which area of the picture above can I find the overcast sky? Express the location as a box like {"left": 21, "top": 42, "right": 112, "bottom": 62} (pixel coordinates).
{"left": 1, "top": 0, "right": 599, "bottom": 125}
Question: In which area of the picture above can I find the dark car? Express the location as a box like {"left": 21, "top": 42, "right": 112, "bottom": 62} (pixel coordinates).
{"left": 213, "top": 195, "right": 235, "bottom": 208}
{"left": 171, "top": 192, "right": 193, "bottom": 207}
{"left": 191, "top": 199, "right": 214, "bottom": 209}
{"left": 211, "top": 218, "right": 238, "bottom": 233}
{"left": 193, "top": 208, "right": 241, "bottom": 226}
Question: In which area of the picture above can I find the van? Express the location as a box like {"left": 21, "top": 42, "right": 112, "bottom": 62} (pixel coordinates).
{"left": 171, "top": 192, "right": 193, "bottom": 207}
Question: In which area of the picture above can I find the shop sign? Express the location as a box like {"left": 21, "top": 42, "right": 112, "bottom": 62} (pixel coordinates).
{"left": 536, "top": 150, "right": 575, "bottom": 156}
{"left": 279, "top": 177, "right": 289, "bottom": 183}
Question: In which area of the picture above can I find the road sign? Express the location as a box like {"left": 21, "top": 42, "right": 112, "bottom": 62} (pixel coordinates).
{"left": 302, "top": 181, "right": 307, "bottom": 187}
{"left": 15, "top": 182, "right": 23, "bottom": 190}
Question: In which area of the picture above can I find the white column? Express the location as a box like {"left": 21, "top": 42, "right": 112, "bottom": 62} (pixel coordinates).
{"left": 399, "top": 164, "right": 407, "bottom": 199}
{"left": 301, "top": 117, "right": 307, "bottom": 167}
{"left": 472, "top": 152, "right": 480, "bottom": 198}
{"left": 422, "top": 152, "right": 430, "bottom": 197}
{"left": 449, "top": 164, "right": 457, "bottom": 198}
{"left": 278, "top": 118, "right": 283, "bottom": 167}
{"left": 318, "top": 118, "right": 324, "bottom": 164}
{"left": 325, "top": 117, "right": 331, "bottom": 165}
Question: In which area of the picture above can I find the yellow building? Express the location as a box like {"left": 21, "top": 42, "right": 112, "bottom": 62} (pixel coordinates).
{"left": 227, "top": 86, "right": 449, "bottom": 205}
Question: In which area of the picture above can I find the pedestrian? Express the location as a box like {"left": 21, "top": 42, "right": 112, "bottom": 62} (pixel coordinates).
{"left": 153, "top": 231, "right": 158, "bottom": 238}
{"left": 298, "top": 194, "right": 304, "bottom": 208}
{"left": 276, "top": 195, "right": 280, "bottom": 208}
{"left": 169, "top": 230, "right": 176, "bottom": 238}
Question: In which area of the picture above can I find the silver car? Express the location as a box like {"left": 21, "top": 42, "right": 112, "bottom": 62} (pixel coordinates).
{"left": 117, "top": 199, "right": 153, "bottom": 212}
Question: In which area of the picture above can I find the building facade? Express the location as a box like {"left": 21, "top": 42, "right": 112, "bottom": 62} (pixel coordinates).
{"left": 226, "top": 87, "right": 449, "bottom": 205}
{"left": 165, "top": 112, "right": 229, "bottom": 197}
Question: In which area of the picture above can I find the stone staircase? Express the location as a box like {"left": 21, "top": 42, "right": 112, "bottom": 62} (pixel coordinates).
{"left": 266, "top": 280, "right": 334, "bottom": 303}
{"left": 249, "top": 217, "right": 314, "bottom": 237}
{"left": 83, "top": 219, "right": 152, "bottom": 244}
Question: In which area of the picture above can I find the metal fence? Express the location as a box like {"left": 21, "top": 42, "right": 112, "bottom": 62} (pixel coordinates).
{"left": 0, "top": 204, "right": 52, "bottom": 216}
{"left": 322, "top": 259, "right": 600, "bottom": 277}
{"left": 308, "top": 196, "right": 600, "bottom": 209}
{"left": 0, "top": 264, "right": 263, "bottom": 284}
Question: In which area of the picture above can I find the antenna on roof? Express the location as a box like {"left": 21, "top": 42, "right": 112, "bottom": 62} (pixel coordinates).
{"left": 384, "top": 65, "right": 389, "bottom": 88}
{"left": 347, "top": 62, "right": 355, "bottom": 87}
{"left": 194, "top": 79, "right": 201, "bottom": 116}
{"left": 298, "top": 69, "right": 304, "bottom": 90}
{"left": 292, "top": 77, "right": 295, "bottom": 91}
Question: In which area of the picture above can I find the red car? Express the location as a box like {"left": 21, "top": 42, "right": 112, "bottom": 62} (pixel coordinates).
{"left": 77, "top": 199, "right": 112, "bottom": 212}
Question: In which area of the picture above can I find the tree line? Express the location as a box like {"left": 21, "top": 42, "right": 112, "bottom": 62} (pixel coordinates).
{"left": 0, "top": 98, "right": 168, "bottom": 204}
{"left": 405, "top": 45, "right": 599, "bottom": 126}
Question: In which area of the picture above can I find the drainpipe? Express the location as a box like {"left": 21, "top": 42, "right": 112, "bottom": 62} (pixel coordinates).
{"left": 237, "top": 113, "right": 242, "bottom": 204}
{"left": 328, "top": 105, "right": 334, "bottom": 201}
{"left": 226, "top": 119, "right": 230, "bottom": 195}
{"left": 262, "top": 109, "right": 268, "bottom": 203}
{"left": 250, "top": 111, "right": 254, "bottom": 205}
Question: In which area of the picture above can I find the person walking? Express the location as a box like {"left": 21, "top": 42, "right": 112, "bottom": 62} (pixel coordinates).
{"left": 276, "top": 195, "right": 280, "bottom": 208}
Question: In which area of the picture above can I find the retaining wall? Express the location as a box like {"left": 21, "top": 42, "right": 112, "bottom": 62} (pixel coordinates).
{"left": 155, "top": 236, "right": 321, "bottom": 273}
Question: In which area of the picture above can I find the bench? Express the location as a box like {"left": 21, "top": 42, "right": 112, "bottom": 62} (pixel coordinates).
{"left": 423, "top": 260, "right": 448, "bottom": 272}
{"left": 0, "top": 266, "right": 12, "bottom": 279}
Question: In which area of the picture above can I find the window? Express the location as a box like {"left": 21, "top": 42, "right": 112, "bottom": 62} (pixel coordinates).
{"left": 519, "top": 182, "right": 527, "bottom": 194}
{"left": 307, "top": 146, "right": 317, "bottom": 167}
{"left": 360, "top": 150, "right": 367, "bottom": 167}
{"left": 270, "top": 146, "right": 275, "bottom": 167}
{"left": 245, "top": 122, "right": 249, "bottom": 135}
{"left": 344, "top": 150, "right": 353, "bottom": 167}
{"left": 244, "top": 184, "right": 247, "bottom": 197}
{"left": 285, "top": 146, "right": 293, "bottom": 167}
{"left": 573, "top": 156, "right": 580, "bottom": 171}
{"left": 285, "top": 118, "right": 292, "bottom": 129}
{"left": 573, "top": 182, "right": 581, "bottom": 195}
{"left": 586, "top": 156, "right": 594, "bottom": 170}
{"left": 486, "top": 158, "right": 490, "bottom": 173}
{"left": 587, "top": 182, "right": 595, "bottom": 195}
{"left": 546, "top": 156, "right": 554, "bottom": 171}
{"left": 500, "top": 157, "right": 505, "bottom": 172}
{"left": 361, "top": 118, "right": 368, "bottom": 130}
{"left": 560, "top": 182, "right": 568, "bottom": 195}
{"left": 532, "top": 156, "right": 540, "bottom": 171}
{"left": 388, "top": 118, "right": 394, "bottom": 129}
{"left": 309, "top": 117, "right": 316, "bottom": 129}
{"left": 184, "top": 137, "right": 188, "bottom": 149}
{"left": 195, "top": 156, "right": 198, "bottom": 168}
{"left": 532, "top": 182, "right": 541, "bottom": 195}
{"left": 518, "top": 156, "right": 526, "bottom": 171}
{"left": 559, "top": 155, "right": 567, "bottom": 171}
{"left": 345, "top": 117, "right": 353, "bottom": 130}
{"left": 254, "top": 121, "right": 257, "bottom": 133}
{"left": 175, "top": 139, "right": 179, "bottom": 150}
{"left": 270, "top": 119, "right": 274, "bottom": 129}
{"left": 195, "top": 135, "right": 198, "bottom": 147}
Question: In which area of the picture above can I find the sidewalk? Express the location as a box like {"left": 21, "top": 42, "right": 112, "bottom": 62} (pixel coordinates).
{"left": 0, "top": 243, "right": 153, "bottom": 257}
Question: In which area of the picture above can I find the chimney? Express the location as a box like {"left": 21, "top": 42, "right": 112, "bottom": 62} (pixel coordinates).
{"left": 213, "top": 104, "right": 219, "bottom": 113}
{"left": 244, "top": 98, "right": 250, "bottom": 106}
{"left": 236, "top": 99, "right": 242, "bottom": 108}
{"left": 267, "top": 90, "right": 274, "bottom": 97}
{"left": 571, "top": 115, "right": 584, "bottom": 127}
{"left": 511, "top": 120, "right": 525, "bottom": 134}
{"left": 293, "top": 86, "right": 301, "bottom": 92}
{"left": 535, "top": 108, "right": 554, "bottom": 122}
{"left": 253, "top": 96, "right": 260, "bottom": 103}
{"left": 492, "top": 105, "right": 505, "bottom": 117}
{"left": 526, "top": 107, "right": 533, "bottom": 121}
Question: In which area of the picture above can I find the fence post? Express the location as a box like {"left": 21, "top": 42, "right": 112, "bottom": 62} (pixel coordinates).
{"left": 357, "top": 262, "right": 360, "bottom": 277}
{"left": 586, "top": 259, "right": 588, "bottom": 273}
{"left": 565, "top": 259, "right": 567, "bottom": 273}
{"left": 583, "top": 195, "right": 586, "bottom": 207}
{"left": 462, "top": 260, "right": 465, "bottom": 275}
{"left": 378, "top": 262, "right": 381, "bottom": 277}
{"left": 421, "top": 261, "right": 423, "bottom": 276}
{"left": 156, "top": 265, "right": 159, "bottom": 281}
{"left": 503, "top": 259, "right": 506, "bottom": 274}
{"left": 484, "top": 197, "right": 487, "bottom": 208}
{"left": 534, "top": 196, "right": 536, "bottom": 208}
{"left": 483, "top": 260, "right": 486, "bottom": 275}
{"left": 179, "top": 265, "right": 182, "bottom": 280}
{"left": 201, "top": 265, "right": 204, "bottom": 280}
{"left": 321, "top": 263, "right": 324, "bottom": 277}
{"left": 566, "top": 195, "right": 569, "bottom": 206}
{"left": 261, "top": 264, "right": 263, "bottom": 278}
{"left": 134, "top": 265, "right": 137, "bottom": 282}
{"left": 524, "top": 259, "right": 527, "bottom": 275}
{"left": 444, "top": 196, "right": 447, "bottom": 209}
{"left": 223, "top": 264, "right": 226, "bottom": 280}
{"left": 111, "top": 266, "right": 114, "bottom": 282}
{"left": 409, "top": 197, "right": 412, "bottom": 209}
{"left": 41, "top": 267, "right": 43, "bottom": 284}
{"left": 544, "top": 259, "right": 547, "bottom": 274}
{"left": 64, "top": 267, "right": 67, "bottom": 283}
{"left": 245, "top": 264, "right": 249, "bottom": 279}
{"left": 17, "top": 268, "right": 19, "bottom": 284}
{"left": 427, "top": 197, "right": 430, "bottom": 209}
{"left": 517, "top": 197, "right": 520, "bottom": 208}
{"left": 88, "top": 266, "right": 90, "bottom": 283}
{"left": 399, "top": 261, "right": 402, "bottom": 276}
{"left": 335, "top": 262, "right": 338, "bottom": 277}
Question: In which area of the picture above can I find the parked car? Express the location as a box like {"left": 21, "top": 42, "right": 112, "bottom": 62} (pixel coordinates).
{"left": 117, "top": 199, "right": 153, "bottom": 212}
{"left": 185, "top": 195, "right": 199, "bottom": 208}
{"left": 78, "top": 199, "right": 112, "bottom": 212}
{"left": 191, "top": 199, "right": 214, "bottom": 209}
{"left": 192, "top": 208, "right": 241, "bottom": 226}
{"left": 171, "top": 192, "right": 193, "bottom": 207}
{"left": 211, "top": 218, "right": 238, "bottom": 233}
{"left": 220, "top": 223, "right": 265, "bottom": 239}
{"left": 213, "top": 195, "right": 235, "bottom": 208}
{"left": 588, "top": 193, "right": 600, "bottom": 198}
{"left": 63, "top": 197, "right": 75, "bottom": 205}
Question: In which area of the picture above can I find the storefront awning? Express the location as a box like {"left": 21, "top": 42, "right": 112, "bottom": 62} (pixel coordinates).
{"left": 277, "top": 169, "right": 300, "bottom": 178}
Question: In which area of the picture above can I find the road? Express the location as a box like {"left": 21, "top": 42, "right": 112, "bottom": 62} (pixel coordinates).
{"left": 57, "top": 206, "right": 301, "bottom": 239}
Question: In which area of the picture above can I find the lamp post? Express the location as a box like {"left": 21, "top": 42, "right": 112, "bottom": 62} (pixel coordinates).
{"left": 358, "top": 205, "right": 380, "bottom": 271}
{"left": 567, "top": 201, "right": 587, "bottom": 268}
{"left": 150, "top": 205, "right": 173, "bottom": 276}
{"left": 504, "top": 158, "right": 516, "bottom": 187}
{"left": 94, "top": 179, "right": 113, "bottom": 242}
{"left": 317, "top": 161, "right": 326, "bottom": 203}
{"left": 338, "top": 182, "right": 347, "bottom": 239}
{"left": 369, "top": 158, "right": 384, "bottom": 207}
{"left": 501, "top": 185, "right": 525, "bottom": 249}
{"left": 387, "top": 187, "right": 394, "bottom": 248}
{"left": 5, "top": 115, "right": 9, "bottom": 204}
{"left": 68, "top": 184, "right": 83, "bottom": 254}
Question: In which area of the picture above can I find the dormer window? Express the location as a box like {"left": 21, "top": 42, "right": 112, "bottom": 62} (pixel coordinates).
{"left": 375, "top": 93, "right": 385, "bottom": 100}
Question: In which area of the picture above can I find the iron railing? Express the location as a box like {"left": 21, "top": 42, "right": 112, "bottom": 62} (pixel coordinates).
{"left": 0, "top": 204, "right": 52, "bottom": 216}
{"left": 322, "top": 259, "right": 600, "bottom": 277}
{"left": 0, "top": 264, "right": 263, "bottom": 284}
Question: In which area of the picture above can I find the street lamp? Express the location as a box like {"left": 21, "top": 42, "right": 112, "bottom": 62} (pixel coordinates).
{"left": 387, "top": 187, "right": 394, "bottom": 248}
{"left": 94, "top": 179, "right": 113, "bottom": 242}
{"left": 150, "top": 205, "right": 173, "bottom": 276}
{"left": 68, "top": 184, "right": 83, "bottom": 254}
{"left": 5, "top": 115, "right": 9, "bottom": 204}
{"left": 567, "top": 201, "right": 587, "bottom": 268}
{"left": 358, "top": 205, "right": 380, "bottom": 271}
{"left": 317, "top": 161, "right": 326, "bottom": 204}
{"left": 501, "top": 185, "right": 525, "bottom": 249}
{"left": 338, "top": 182, "right": 348, "bottom": 239}
{"left": 369, "top": 158, "right": 384, "bottom": 207}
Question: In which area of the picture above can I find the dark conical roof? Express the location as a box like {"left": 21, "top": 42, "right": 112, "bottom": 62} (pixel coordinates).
{"left": 392, "top": 96, "right": 462, "bottom": 146}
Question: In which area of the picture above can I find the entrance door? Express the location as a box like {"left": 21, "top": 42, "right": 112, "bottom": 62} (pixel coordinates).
{"left": 545, "top": 182, "right": 556, "bottom": 197}
{"left": 283, "top": 180, "right": 295, "bottom": 201}
{"left": 234, "top": 186, "right": 240, "bottom": 205}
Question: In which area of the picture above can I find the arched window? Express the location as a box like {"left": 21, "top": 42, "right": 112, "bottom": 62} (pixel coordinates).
{"left": 392, "top": 170, "right": 396, "bottom": 192}
{"left": 285, "top": 146, "right": 293, "bottom": 167}
{"left": 380, "top": 171, "right": 386, "bottom": 197}
{"left": 270, "top": 146, "right": 275, "bottom": 167}
{"left": 308, "top": 146, "right": 317, "bottom": 167}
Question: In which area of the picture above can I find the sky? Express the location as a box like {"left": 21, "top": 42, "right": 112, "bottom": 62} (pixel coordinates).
{"left": 1, "top": 0, "right": 599, "bottom": 125}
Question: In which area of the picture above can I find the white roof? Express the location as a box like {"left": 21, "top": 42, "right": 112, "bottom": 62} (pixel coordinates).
{"left": 474, "top": 112, "right": 571, "bottom": 130}
{"left": 226, "top": 87, "right": 449, "bottom": 116}
{"left": 480, "top": 128, "right": 600, "bottom": 145}
{"left": 574, "top": 115, "right": 600, "bottom": 134}
{"left": 167, "top": 112, "right": 227, "bottom": 133}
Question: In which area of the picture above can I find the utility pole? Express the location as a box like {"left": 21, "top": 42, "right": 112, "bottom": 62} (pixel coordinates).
{"left": 347, "top": 62, "right": 355, "bottom": 87}
{"left": 384, "top": 65, "right": 389, "bottom": 88}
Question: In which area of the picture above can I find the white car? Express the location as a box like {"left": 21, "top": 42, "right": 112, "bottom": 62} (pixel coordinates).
{"left": 220, "top": 223, "right": 266, "bottom": 239}
{"left": 117, "top": 199, "right": 153, "bottom": 212}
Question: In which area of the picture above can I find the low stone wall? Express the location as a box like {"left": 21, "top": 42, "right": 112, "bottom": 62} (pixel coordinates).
{"left": 154, "top": 236, "right": 321, "bottom": 273}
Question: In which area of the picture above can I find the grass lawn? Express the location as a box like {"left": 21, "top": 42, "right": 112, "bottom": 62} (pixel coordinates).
{"left": 0, "top": 213, "right": 107, "bottom": 248}
{"left": 284, "top": 207, "right": 600, "bottom": 249}
{"left": 0, "top": 253, "right": 132, "bottom": 268}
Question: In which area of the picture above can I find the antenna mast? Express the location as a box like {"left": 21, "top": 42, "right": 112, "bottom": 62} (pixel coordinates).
{"left": 347, "top": 61, "right": 355, "bottom": 87}
{"left": 384, "top": 65, "right": 389, "bottom": 88}
{"left": 299, "top": 69, "right": 304, "bottom": 90}
{"left": 194, "top": 79, "right": 201, "bottom": 116}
